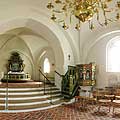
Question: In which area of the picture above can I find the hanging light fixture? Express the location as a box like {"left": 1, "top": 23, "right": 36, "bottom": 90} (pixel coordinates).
{"left": 47, "top": 0, "right": 120, "bottom": 30}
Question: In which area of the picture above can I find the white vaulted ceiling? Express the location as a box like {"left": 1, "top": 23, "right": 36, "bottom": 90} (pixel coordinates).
{"left": 0, "top": 0, "right": 119, "bottom": 64}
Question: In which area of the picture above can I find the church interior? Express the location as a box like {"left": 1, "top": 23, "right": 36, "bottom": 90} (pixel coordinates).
{"left": 0, "top": 0, "right": 120, "bottom": 120}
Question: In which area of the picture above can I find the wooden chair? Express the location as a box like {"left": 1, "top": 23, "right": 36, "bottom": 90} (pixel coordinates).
{"left": 97, "top": 90, "right": 112, "bottom": 112}
{"left": 112, "top": 89, "right": 120, "bottom": 114}
{"left": 86, "top": 90, "right": 97, "bottom": 105}
{"left": 75, "top": 88, "right": 98, "bottom": 110}
{"left": 112, "top": 99, "right": 120, "bottom": 114}
{"left": 75, "top": 89, "right": 90, "bottom": 109}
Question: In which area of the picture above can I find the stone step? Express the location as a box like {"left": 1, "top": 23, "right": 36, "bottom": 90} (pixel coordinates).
{"left": 14, "top": 96, "right": 61, "bottom": 103}
{"left": 0, "top": 97, "right": 62, "bottom": 106}
{"left": 0, "top": 82, "right": 65, "bottom": 112}
{"left": 0, "top": 96, "right": 63, "bottom": 105}
{"left": 4, "top": 99, "right": 64, "bottom": 112}
{"left": 0, "top": 98, "right": 64, "bottom": 111}
{"left": 0, "top": 82, "right": 47, "bottom": 88}
{"left": 0, "top": 95, "right": 62, "bottom": 103}
{"left": 0, "top": 90, "right": 60, "bottom": 95}
{"left": 0, "top": 87, "right": 59, "bottom": 92}
{"left": 0, "top": 106, "right": 5, "bottom": 110}
{"left": 0, "top": 94, "right": 63, "bottom": 110}
{"left": 0, "top": 92, "right": 61, "bottom": 98}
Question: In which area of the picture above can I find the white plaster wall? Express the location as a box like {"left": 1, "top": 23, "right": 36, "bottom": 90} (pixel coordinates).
{"left": 0, "top": 0, "right": 118, "bottom": 68}
{"left": 82, "top": 24, "right": 120, "bottom": 63}
{"left": 86, "top": 31, "right": 120, "bottom": 88}
{"left": 55, "top": 74, "right": 62, "bottom": 90}
{"left": 0, "top": 1, "right": 80, "bottom": 74}
{"left": 26, "top": 18, "right": 75, "bottom": 73}
{"left": 21, "top": 35, "right": 49, "bottom": 59}
{"left": 0, "top": 0, "right": 79, "bottom": 89}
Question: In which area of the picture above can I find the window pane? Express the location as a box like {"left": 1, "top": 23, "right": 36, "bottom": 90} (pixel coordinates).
{"left": 107, "top": 37, "right": 120, "bottom": 72}
{"left": 44, "top": 58, "right": 50, "bottom": 73}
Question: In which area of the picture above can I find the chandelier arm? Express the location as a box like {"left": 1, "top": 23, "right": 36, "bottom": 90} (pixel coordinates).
{"left": 47, "top": 0, "right": 119, "bottom": 30}
{"left": 53, "top": 10, "right": 63, "bottom": 13}
{"left": 69, "top": 10, "right": 74, "bottom": 24}
{"left": 99, "top": 0, "right": 108, "bottom": 25}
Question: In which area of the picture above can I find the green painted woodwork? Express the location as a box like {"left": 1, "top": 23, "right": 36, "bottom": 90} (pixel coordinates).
{"left": 61, "top": 63, "right": 96, "bottom": 99}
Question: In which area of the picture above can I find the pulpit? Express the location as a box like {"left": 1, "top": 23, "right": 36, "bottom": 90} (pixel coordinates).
{"left": 76, "top": 62, "right": 96, "bottom": 86}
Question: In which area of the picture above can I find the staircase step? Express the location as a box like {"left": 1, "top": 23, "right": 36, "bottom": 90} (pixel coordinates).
{"left": 0, "top": 87, "right": 59, "bottom": 92}
{"left": 0, "top": 82, "right": 54, "bottom": 88}
{"left": 0, "top": 106, "right": 5, "bottom": 110}
{"left": 0, "top": 82, "right": 65, "bottom": 112}
{"left": 7, "top": 99, "right": 63, "bottom": 111}
{"left": 0, "top": 90, "right": 60, "bottom": 95}
{"left": 0, "top": 98, "right": 61, "bottom": 106}
{"left": 0, "top": 93, "right": 61, "bottom": 99}
{"left": 0, "top": 100, "right": 5, "bottom": 103}
{"left": 0, "top": 95, "right": 62, "bottom": 104}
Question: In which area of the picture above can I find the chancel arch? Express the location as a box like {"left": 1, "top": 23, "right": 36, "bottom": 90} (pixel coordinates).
{"left": 8, "top": 50, "right": 34, "bottom": 78}
{"left": 0, "top": 16, "right": 75, "bottom": 72}
{"left": 0, "top": 50, "right": 33, "bottom": 80}
{"left": 0, "top": 31, "right": 35, "bottom": 80}
{"left": 0, "top": 17, "right": 75, "bottom": 89}
{"left": 37, "top": 47, "right": 55, "bottom": 82}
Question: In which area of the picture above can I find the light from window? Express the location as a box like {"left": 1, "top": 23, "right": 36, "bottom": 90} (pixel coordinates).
{"left": 44, "top": 58, "right": 50, "bottom": 73}
{"left": 106, "top": 36, "right": 120, "bottom": 72}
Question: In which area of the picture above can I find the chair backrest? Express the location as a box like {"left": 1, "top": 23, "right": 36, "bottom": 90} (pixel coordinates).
{"left": 93, "top": 88, "right": 106, "bottom": 100}
{"left": 115, "top": 89, "right": 120, "bottom": 96}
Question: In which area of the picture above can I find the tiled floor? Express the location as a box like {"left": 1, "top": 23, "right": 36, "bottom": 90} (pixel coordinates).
{"left": 0, "top": 103, "right": 120, "bottom": 120}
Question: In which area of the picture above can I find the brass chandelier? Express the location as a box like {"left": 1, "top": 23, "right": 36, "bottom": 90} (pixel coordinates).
{"left": 47, "top": 0, "right": 120, "bottom": 30}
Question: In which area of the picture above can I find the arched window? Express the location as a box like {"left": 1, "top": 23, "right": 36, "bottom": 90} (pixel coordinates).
{"left": 106, "top": 36, "right": 120, "bottom": 72}
{"left": 43, "top": 58, "right": 50, "bottom": 73}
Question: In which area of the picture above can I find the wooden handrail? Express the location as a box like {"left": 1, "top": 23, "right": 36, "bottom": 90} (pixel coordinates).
{"left": 39, "top": 69, "right": 54, "bottom": 103}
{"left": 54, "top": 70, "right": 63, "bottom": 77}
{"left": 38, "top": 69, "right": 51, "bottom": 84}
{"left": 65, "top": 70, "right": 69, "bottom": 77}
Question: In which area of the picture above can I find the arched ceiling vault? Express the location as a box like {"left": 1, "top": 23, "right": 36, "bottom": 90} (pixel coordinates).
{"left": 0, "top": 0, "right": 119, "bottom": 66}
{"left": 0, "top": 18, "right": 66, "bottom": 71}
{"left": 83, "top": 29, "right": 120, "bottom": 62}
{"left": 0, "top": 26, "right": 64, "bottom": 67}
{"left": 0, "top": 4, "right": 78, "bottom": 66}
{"left": 0, "top": 32, "right": 34, "bottom": 66}
{"left": 0, "top": 29, "right": 34, "bottom": 62}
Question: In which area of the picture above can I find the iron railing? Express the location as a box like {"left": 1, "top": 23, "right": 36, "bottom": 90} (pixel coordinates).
{"left": 5, "top": 78, "right": 8, "bottom": 111}
{"left": 38, "top": 69, "right": 53, "bottom": 104}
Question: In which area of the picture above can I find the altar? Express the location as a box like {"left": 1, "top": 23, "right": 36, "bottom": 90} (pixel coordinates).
{"left": 1, "top": 52, "right": 31, "bottom": 82}
{"left": 2, "top": 73, "right": 31, "bottom": 82}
